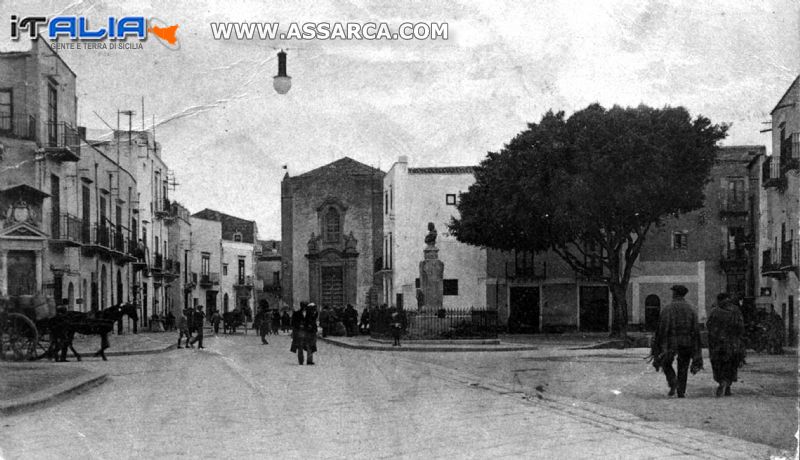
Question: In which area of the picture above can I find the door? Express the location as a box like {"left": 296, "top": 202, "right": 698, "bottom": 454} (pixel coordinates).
{"left": 580, "top": 286, "right": 609, "bottom": 332}
{"left": 644, "top": 295, "right": 660, "bottom": 332}
{"left": 47, "top": 83, "right": 57, "bottom": 145}
{"left": 509, "top": 286, "right": 539, "bottom": 333}
{"left": 7, "top": 251, "right": 36, "bottom": 296}
{"left": 206, "top": 291, "right": 218, "bottom": 318}
{"left": 321, "top": 265, "right": 344, "bottom": 308}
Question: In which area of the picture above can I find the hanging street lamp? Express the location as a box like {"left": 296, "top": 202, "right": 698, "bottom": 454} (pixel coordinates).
{"left": 273, "top": 49, "right": 291, "bottom": 95}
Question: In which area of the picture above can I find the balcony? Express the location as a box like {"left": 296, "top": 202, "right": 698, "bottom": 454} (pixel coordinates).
{"left": 781, "top": 239, "right": 798, "bottom": 273}
{"left": 199, "top": 272, "right": 220, "bottom": 288}
{"left": 720, "top": 248, "right": 747, "bottom": 272}
{"left": 152, "top": 253, "right": 164, "bottom": 271}
{"left": 154, "top": 198, "right": 171, "bottom": 219}
{"left": 719, "top": 199, "right": 748, "bottom": 218}
{"left": 49, "top": 213, "right": 82, "bottom": 246}
{"left": 44, "top": 121, "right": 81, "bottom": 162}
{"left": 762, "top": 248, "right": 784, "bottom": 278}
{"left": 80, "top": 223, "right": 111, "bottom": 257}
{"left": 0, "top": 113, "right": 36, "bottom": 141}
{"left": 779, "top": 132, "right": 799, "bottom": 175}
{"left": 763, "top": 156, "right": 788, "bottom": 190}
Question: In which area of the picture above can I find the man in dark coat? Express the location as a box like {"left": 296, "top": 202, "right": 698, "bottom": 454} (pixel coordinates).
{"left": 255, "top": 306, "right": 269, "bottom": 345}
{"left": 188, "top": 305, "right": 205, "bottom": 349}
{"left": 344, "top": 304, "right": 358, "bottom": 337}
{"left": 651, "top": 285, "right": 703, "bottom": 398}
{"left": 707, "top": 293, "right": 745, "bottom": 396}
{"left": 290, "top": 301, "right": 318, "bottom": 365}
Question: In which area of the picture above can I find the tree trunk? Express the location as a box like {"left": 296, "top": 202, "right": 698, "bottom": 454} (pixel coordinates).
{"left": 609, "top": 282, "right": 629, "bottom": 341}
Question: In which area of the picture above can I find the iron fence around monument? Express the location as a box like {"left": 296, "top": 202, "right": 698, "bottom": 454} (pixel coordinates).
{"left": 369, "top": 307, "right": 498, "bottom": 340}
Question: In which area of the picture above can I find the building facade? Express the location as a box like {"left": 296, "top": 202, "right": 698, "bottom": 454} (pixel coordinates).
{"left": 255, "top": 239, "right": 283, "bottom": 309}
{"left": 166, "top": 201, "right": 191, "bottom": 316}
{"left": 382, "top": 156, "right": 486, "bottom": 310}
{"left": 0, "top": 37, "right": 141, "bottom": 316}
{"left": 189, "top": 209, "right": 258, "bottom": 317}
{"left": 281, "top": 157, "right": 383, "bottom": 312}
{"left": 760, "top": 75, "right": 799, "bottom": 345}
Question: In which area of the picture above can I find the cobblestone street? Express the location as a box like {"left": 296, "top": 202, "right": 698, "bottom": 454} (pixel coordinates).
{"left": 0, "top": 334, "right": 784, "bottom": 459}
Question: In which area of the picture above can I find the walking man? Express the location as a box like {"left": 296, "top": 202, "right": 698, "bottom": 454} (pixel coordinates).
{"left": 189, "top": 305, "right": 205, "bottom": 349}
{"left": 255, "top": 305, "right": 269, "bottom": 345}
{"left": 210, "top": 309, "right": 221, "bottom": 335}
{"left": 290, "top": 302, "right": 318, "bottom": 365}
{"left": 651, "top": 285, "right": 703, "bottom": 398}
{"left": 177, "top": 307, "right": 190, "bottom": 348}
{"left": 707, "top": 293, "right": 745, "bottom": 396}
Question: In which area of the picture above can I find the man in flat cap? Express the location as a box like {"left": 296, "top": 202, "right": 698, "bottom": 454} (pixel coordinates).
{"left": 650, "top": 285, "right": 703, "bottom": 398}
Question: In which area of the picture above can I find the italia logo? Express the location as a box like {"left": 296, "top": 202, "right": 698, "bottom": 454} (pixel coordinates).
{"left": 10, "top": 15, "right": 179, "bottom": 49}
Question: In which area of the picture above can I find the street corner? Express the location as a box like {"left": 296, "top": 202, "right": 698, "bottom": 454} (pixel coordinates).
{"left": 0, "top": 369, "right": 108, "bottom": 416}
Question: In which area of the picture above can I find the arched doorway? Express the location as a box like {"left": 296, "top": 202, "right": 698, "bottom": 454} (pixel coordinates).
{"left": 100, "top": 265, "right": 108, "bottom": 310}
{"left": 67, "top": 282, "right": 75, "bottom": 310}
{"left": 223, "top": 293, "right": 229, "bottom": 313}
{"left": 116, "top": 270, "right": 123, "bottom": 307}
{"left": 644, "top": 295, "right": 661, "bottom": 332}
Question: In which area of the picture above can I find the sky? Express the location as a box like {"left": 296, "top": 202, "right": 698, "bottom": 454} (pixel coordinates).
{"left": 2, "top": 0, "right": 798, "bottom": 239}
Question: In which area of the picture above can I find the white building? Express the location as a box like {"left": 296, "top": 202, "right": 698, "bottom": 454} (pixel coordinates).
{"left": 381, "top": 156, "right": 486, "bottom": 310}
{"left": 760, "top": 75, "right": 799, "bottom": 345}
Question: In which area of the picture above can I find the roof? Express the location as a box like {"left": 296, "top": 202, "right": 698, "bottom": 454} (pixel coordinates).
{"left": 408, "top": 166, "right": 476, "bottom": 174}
{"left": 716, "top": 145, "right": 765, "bottom": 163}
{"left": 192, "top": 209, "right": 256, "bottom": 243}
{"left": 770, "top": 75, "right": 800, "bottom": 115}
{"left": 293, "top": 157, "right": 383, "bottom": 179}
{"left": 0, "top": 184, "right": 50, "bottom": 199}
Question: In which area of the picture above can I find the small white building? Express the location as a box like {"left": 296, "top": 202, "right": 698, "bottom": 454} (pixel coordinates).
{"left": 381, "top": 156, "right": 486, "bottom": 310}
{"left": 188, "top": 216, "right": 222, "bottom": 317}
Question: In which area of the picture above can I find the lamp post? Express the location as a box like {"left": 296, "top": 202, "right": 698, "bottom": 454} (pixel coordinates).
{"left": 273, "top": 50, "right": 291, "bottom": 95}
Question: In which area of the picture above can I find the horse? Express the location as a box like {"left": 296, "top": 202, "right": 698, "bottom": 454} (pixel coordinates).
{"left": 39, "top": 305, "right": 136, "bottom": 362}
{"left": 223, "top": 309, "right": 245, "bottom": 334}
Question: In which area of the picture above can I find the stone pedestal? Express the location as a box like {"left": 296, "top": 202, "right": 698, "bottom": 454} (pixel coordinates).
{"left": 419, "top": 247, "right": 443, "bottom": 312}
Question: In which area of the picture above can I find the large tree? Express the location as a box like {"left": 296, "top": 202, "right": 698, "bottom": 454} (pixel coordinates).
{"left": 450, "top": 104, "right": 727, "bottom": 338}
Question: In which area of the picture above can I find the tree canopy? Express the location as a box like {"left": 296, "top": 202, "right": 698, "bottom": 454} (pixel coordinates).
{"left": 450, "top": 103, "right": 727, "bottom": 336}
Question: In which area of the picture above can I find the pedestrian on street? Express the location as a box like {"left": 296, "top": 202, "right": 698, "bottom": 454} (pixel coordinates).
{"left": 344, "top": 304, "right": 358, "bottom": 337}
{"left": 177, "top": 308, "right": 191, "bottom": 348}
{"left": 390, "top": 309, "right": 402, "bottom": 347}
{"left": 359, "top": 308, "right": 370, "bottom": 335}
{"left": 271, "top": 309, "right": 281, "bottom": 335}
{"left": 210, "top": 309, "right": 221, "bottom": 335}
{"left": 319, "top": 305, "right": 331, "bottom": 338}
{"left": 189, "top": 305, "right": 206, "bottom": 349}
{"left": 183, "top": 306, "right": 194, "bottom": 349}
{"left": 707, "top": 293, "right": 745, "bottom": 397}
{"left": 290, "top": 301, "right": 318, "bottom": 365}
{"left": 281, "top": 310, "right": 291, "bottom": 333}
{"left": 255, "top": 306, "right": 269, "bottom": 345}
{"left": 650, "top": 285, "right": 703, "bottom": 398}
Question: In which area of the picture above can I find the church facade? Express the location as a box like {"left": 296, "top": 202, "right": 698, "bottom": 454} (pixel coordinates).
{"left": 280, "top": 158, "right": 384, "bottom": 311}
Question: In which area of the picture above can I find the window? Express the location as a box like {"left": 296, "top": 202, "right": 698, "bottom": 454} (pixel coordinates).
{"left": 201, "top": 253, "right": 210, "bottom": 275}
{"left": 324, "top": 208, "right": 340, "bottom": 242}
{"left": 672, "top": 231, "right": 688, "bottom": 249}
{"left": 47, "top": 82, "right": 57, "bottom": 145}
{"left": 233, "top": 232, "right": 242, "bottom": 242}
{"left": 726, "top": 178, "right": 745, "bottom": 210}
{"left": 222, "top": 264, "right": 228, "bottom": 276}
{"left": 443, "top": 279, "right": 459, "bottom": 296}
{"left": 384, "top": 190, "right": 389, "bottom": 214}
{"left": 389, "top": 232, "right": 393, "bottom": 269}
{"left": 0, "top": 89, "right": 11, "bottom": 131}
{"left": 415, "top": 278, "right": 420, "bottom": 289}
{"left": 446, "top": 194, "right": 457, "bottom": 205}
{"left": 515, "top": 250, "right": 535, "bottom": 277}
{"left": 273, "top": 271, "right": 280, "bottom": 286}
{"left": 389, "top": 185, "right": 393, "bottom": 210}
{"left": 238, "top": 258, "right": 245, "bottom": 284}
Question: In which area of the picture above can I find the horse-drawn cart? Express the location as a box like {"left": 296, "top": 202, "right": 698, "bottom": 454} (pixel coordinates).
{"left": 0, "top": 295, "right": 55, "bottom": 361}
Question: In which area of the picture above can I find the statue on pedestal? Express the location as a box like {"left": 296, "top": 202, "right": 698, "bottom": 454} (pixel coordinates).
{"left": 424, "top": 222, "right": 437, "bottom": 248}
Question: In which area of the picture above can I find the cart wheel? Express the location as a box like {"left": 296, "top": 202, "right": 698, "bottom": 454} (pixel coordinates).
{"left": 1, "top": 313, "right": 39, "bottom": 361}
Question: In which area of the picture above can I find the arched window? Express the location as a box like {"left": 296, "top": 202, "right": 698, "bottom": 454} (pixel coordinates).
{"left": 324, "top": 208, "right": 340, "bottom": 242}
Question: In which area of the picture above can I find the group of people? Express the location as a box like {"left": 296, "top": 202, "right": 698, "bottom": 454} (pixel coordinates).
{"left": 176, "top": 305, "right": 207, "bottom": 349}
{"left": 318, "top": 304, "right": 365, "bottom": 337}
{"left": 651, "top": 285, "right": 749, "bottom": 398}
{"left": 253, "top": 304, "right": 292, "bottom": 345}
